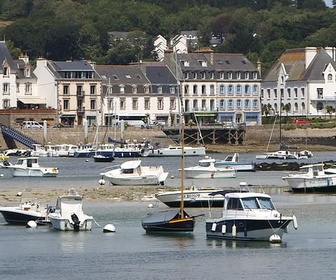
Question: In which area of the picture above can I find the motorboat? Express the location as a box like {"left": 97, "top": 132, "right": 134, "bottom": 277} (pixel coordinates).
{"left": 282, "top": 163, "right": 336, "bottom": 192}
{"left": 205, "top": 183, "right": 298, "bottom": 242}
{"left": 256, "top": 150, "right": 311, "bottom": 160}
{"left": 48, "top": 189, "right": 93, "bottom": 231}
{"left": 0, "top": 157, "right": 59, "bottom": 177}
{"left": 181, "top": 157, "right": 237, "bottom": 179}
{"left": 0, "top": 153, "right": 9, "bottom": 160}
{"left": 155, "top": 186, "right": 228, "bottom": 208}
{"left": 100, "top": 159, "right": 169, "bottom": 186}
{"left": 214, "top": 153, "right": 255, "bottom": 172}
{"left": 93, "top": 154, "right": 115, "bottom": 163}
{"left": 147, "top": 145, "right": 206, "bottom": 157}
{"left": 324, "top": 164, "right": 336, "bottom": 175}
{"left": 0, "top": 199, "right": 51, "bottom": 225}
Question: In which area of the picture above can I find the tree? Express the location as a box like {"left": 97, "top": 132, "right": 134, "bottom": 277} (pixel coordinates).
{"left": 283, "top": 103, "right": 291, "bottom": 116}
{"left": 326, "top": 105, "right": 335, "bottom": 119}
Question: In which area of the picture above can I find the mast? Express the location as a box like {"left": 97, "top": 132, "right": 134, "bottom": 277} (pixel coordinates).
{"left": 180, "top": 112, "right": 185, "bottom": 218}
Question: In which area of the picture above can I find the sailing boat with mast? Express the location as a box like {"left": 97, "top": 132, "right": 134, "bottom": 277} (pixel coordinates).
{"left": 141, "top": 56, "right": 202, "bottom": 232}
{"left": 141, "top": 118, "right": 199, "bottom": 232}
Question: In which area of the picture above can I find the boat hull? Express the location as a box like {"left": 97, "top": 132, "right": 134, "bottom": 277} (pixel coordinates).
{"left": 0, "top": 208, "right": 46, "bottom": 225}
{"left": 142, "top": 210, "right": 195, "bottom": 232}
{"left": 156, "top": 190, "right": 224, "bottom": 208}
{"left": 106, "top": 175, "right": 168, "bottom": 186}
{"left": 214, "top": 162, "right": 255, "bottom": 172}
{"left": 8, "top": 168, "right": 58, "bottom": 177}
{"left": 183, "top": 168, "right": 236, "bottom": 179}
{"left": 206, "top": 217, "right": 293, "bottom": 241}
{"left": 49, "top": 217, "right": 93, "bottom": 231}
{"left": 283, "top": 176, "right": 336, "bottom": 192}
{"left": 147, "top": 146, "right": 206, "bottom": 157}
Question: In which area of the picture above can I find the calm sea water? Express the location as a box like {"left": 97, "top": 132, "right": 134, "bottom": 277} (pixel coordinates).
{"left": 1, "top": 152, "right": 336, "bottom": 280}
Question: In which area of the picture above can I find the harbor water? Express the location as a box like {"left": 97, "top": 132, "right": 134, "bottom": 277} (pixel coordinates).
{"left": 0, "top": 151, "right": 336, "bottom": 279}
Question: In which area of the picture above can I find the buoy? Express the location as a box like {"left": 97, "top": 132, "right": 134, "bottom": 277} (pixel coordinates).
{"left": 170, "top": 175, "right": 175, "bottom": 179}
{"left": 211, "top": 223, "right": 217, "bottom": 232}
{"left": 293, "top": 215, "right": 298, "bottom": 229}
{"left": 221, "top": 224, "right": 226, "bottom": 234}
{"left": 98, "top": 178, "right": 105, "bottom": 185}
{"left": 103, "top": 224, "right": 116, "bottom": 233}
{"left": 232, "top": 224, "right": 237, "bottom": 237}
{"left": 148, "top": 203, "right": 154, "bottom": 208}
{"left": 0, "top": 173, "right": 4, "bottom": 177}
{"left": 269, "top": 234, "right": 282, "bottom": 243}
{"left": 17, "top": 192, "right": 22, "bottom": 197}
{"left": 26, "top": 220, "right": 37, "bottom": 228}
{"left": 86, "top": 159, "right": 89, "bottom": 162}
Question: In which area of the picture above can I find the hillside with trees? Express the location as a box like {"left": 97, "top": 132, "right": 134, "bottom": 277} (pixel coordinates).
{"left": 0, "top": 0, "right": 335, "bottom": 76}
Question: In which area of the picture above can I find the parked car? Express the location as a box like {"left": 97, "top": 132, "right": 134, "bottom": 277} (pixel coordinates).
{"left": 22, "top": 121, "right": 43, "bottom": 129}
{"left": 293, "top": 119, "right": 311, "bottom": 125}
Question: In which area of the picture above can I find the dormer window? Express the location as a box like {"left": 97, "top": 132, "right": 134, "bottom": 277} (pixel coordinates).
{"left": 3, "top": 66, "right": 8, "bottom": 77}
{"left": 199, "top": 60, "right": 207, "bottom": 67}
{"left": 181, "top": 60, "right": 190, "bottom": 67}
{"left": 328, "top": 74, "right": 333, "bottom": 81}
{"left": 25, "top": 67, "right": 30, "bottom": 77}
{"left": 236, "top": 72, "right": 241, "bottom": 79}
{"left": 125, "top": 74, "right": 131, "bottom": 79}
{"left": 228, "top": 72, "right": 232, "bottom": 79}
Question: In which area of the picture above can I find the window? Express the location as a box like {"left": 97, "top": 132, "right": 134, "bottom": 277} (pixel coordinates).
{"left": 63, "top": 99, "right": 69, "bottom": 110}
{"left": 210, "top": 72, "right": 214, "bottom": 79}
{"left": 90, "top": 99, "right": 96, "bottom": 110}
{"left": 16, "top": 83, "right": 19, "bottom": 93}
{"left": 316, "top": 102, "right": 323, "bottom": 111}
{"left": 132, "top": 85, "right": 137, "bottom": 94}
{"left": 267, "top": 89, "right": 271, "bottom": 99}
{"left": 132, "top": 98, "right": 138, "bottom": 110}
{"left": 157, "top": 98, "right": 163, "bottom": 110}
{"left": 193, "top": 99, "right": 198, "bottom": 110}
{"left": 228, "top": 85, "right": 233, "bottom": 95}
{"left": 3, "top": 83, "right": 9, "bottom": 95}
{"left": 25, "top": 83, "right": 31, "bottom": 95}
{"left": 201, "top": 85, "right": 206, "bottom": 95}
{"left": 120, "top": 98, "right": 126, "bottom": 110}
{"left": 219, "top": 99, "right": 225, "bottom": 109}
{"left": 253, "top": 72, "right": 258, "bottom": 79}
{"left": 294, "top": 102, "right": 298, "bottom": 112}
{"left": 317, "top": 88, "right": 323, "bottom": 99}
{"left": 64, "top": 72, "right": 71, "bottom": 78}
{"left": 157, "top": 86, "right": 162, "bottom": 94}
{"left": 192, "top": 72, "right": 197, "bottom": 79}
{"left": 294, "top": 88, "right": 298, "bottom": 99}
{"left": 219, "top": 85, "right": 225, "bottom": 94}
{"left": 245, "top": 85, "right": 250, "bottom": 94}
{"left": 76, "top": 85, "right": 84, "bottom": 96}
{"left": 245, "top": 72, "right": 249, "bottom": 79}
{"left": 228, "top": 72, "right": 232, "bottom": 79}
{"left": 253, "top": 85, "right": 258, "bottom": 94}
{"left": 3, "top": 99, "right": 10, "bottom": 108}
{"left": 108, "top": 98, "right": 114, "bottom": 111}
{"left": 170, "top": 86, "right": 176, "bottom": 94}
{"left": 274, "top": 88, "right": 277, "bottom": 99}
{"left": 245, "top": 99, "right": 250, "bottom": 108}
{"left": 201, "top": 72, "right": 206, "bottom": 79}
{"left": 184, "top": 72, "right": 189, "bottom": 79}
{"left": 193, "top": 85, "right": 197, "bottom": 95}
{"left": 120, "top": 85, "right": 125, "bottom": 94}
{"left": 328, "top": 74, "right": 333, "bottom": 81}
{"left": 170, "top": 98, "right": 176, "bottom": 110}
{"left": 210, "top": 85, "right": 214, "bottom": 95}
{"left": 301, "top": 88, "right": 305, "bottom": 98}
{"left": 280, "top": 89, "right": 284, "bottom": 99}
{"left": 3, "top": 66, "right": 8, "bottom": 77}
{"left": 125, "top": 74, "right": 131, "bottom": 79}
{"left": 236, "top": 72, "right": 241, "bottom": 79}
{"left": 202, "top": 99, "right": 206, "bottom": 110}
{"left": 63, "top": 85, "right": 69, "bottom": 95}
{"left": 287, "top": 88, "right": 291, "bottom": 98}
{"left": 237, "top": 85, "right": 241, "bottom": 95}
{"left": 237, "top": 99, "right": 241, "bottom": 108}
{"left": 90, "top": 85, "right": 96, "bottom": 95}
{"left": 210, "top": 99, "right": 215, "bottom": 110}
{"left": 253, "top": 99, "right": 258, "bottom": 108}
{"left": 228, "top": 99, "right": 233, "bottom": 108}
{"left": 144, "top": 98, "right": 150, "bottom": 110}
{"left": 220, "top": 72, "right": 224, "bottom": 79}
{"left": 184, "top": 85, "right": 189, "bottom": 95}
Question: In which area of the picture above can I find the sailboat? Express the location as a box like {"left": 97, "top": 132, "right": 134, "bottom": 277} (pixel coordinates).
{"left": 141, "top": 121, "right": 199, "bottom": 232}
{"left": 141, "top": 57, "right": 201, "bottom": 232}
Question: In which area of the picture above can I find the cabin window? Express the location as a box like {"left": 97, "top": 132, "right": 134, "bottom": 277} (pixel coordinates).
{"left": 122, "top": 169, "right": 133, "bottom": 174}
{"left": 241, "top": 197, "right": 259, "bottom": 209}
{"left": 227, "top": 198, "right": 243, "bottom": 210}
{"left": 257, "top": 197, "right": 275, "bottom": 210}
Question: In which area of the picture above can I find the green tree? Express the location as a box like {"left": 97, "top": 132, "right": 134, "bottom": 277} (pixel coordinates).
{"left": 326, "top": 105, "right": 335, "bottom": 119}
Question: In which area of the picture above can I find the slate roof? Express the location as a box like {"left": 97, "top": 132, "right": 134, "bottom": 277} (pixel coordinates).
{"left": 143, "top": 62, "right": 177, "bottom": 85}
{"left": 95, "top": 64, "right": 150, "bottom": 85}
{"left": 0, "top": 41, "right": 18, "bottom": 73}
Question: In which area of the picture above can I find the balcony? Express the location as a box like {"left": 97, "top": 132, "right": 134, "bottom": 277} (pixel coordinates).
{"left": 77, "top": 91, "right": 85, "bottom": 98}
{"left": 77, "top": 106, "right": 85, "bottom": 115}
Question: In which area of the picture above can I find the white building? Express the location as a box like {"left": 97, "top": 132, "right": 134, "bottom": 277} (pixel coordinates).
{"left": 261, "top": 47, "right": 336, "bottom": 117}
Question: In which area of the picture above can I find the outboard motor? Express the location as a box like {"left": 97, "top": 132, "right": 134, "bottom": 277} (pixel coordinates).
{"left": 71, "top": 213, "right": 80, "bottom": 232}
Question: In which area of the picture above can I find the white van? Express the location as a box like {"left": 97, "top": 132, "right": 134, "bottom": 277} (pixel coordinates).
{"left": 22, "top": 121, "right": 43, "bottom": 129}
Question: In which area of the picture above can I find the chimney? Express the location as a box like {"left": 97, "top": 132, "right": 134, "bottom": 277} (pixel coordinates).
{"left": 305, "top": 47, "right": 317, "bottom": 68}
{"left": 325, "top": 47, "right": 336, "bottom": 62}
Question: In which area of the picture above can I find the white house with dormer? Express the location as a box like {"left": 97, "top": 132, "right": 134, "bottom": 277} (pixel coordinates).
{"left": 262, "top": 47, "right": 336, "bottom": 117}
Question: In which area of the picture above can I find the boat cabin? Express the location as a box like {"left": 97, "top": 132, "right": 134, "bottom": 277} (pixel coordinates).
{"left": 298, "top": 163, "right": 324, "bottom": 176}
{"left": 224, "top": 193, "right": 276, "bottom": 211}
{"left": 120, "top": 160, "right": 141, "bottom": 174}
{"left": 16, "top": 157, "right": 40, "bottom": 168}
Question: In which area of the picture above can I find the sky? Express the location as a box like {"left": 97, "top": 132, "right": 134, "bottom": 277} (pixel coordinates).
{"left": 325, "top": 0, "right": 333, "bottom": 7}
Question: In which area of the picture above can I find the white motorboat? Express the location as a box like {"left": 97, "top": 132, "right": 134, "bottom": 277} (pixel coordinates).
{"left": 282, "top": 163, "right": 336, "bottom": 192}
{"left": 206, "top": 183, "right": 298, "bottom": 242}
{"left": 0, "top": 157, "right": 59, "bottom": 177}
{"left": 181, "top": 157, "right": 236, "bottom": 179}
{"left": 214, "top": 153, "right": 255, "bottom": 172}
{"left": 256, "top": 150, "right": 312, "bottom": 160}
{"left": 100, "top": 159, "right": 169, "bottom": 186}
{"left": 147, "top": 145, "right": 206, "bottom": 157}
{"left": 0, "top": 199, "right": 51, "bottom": 225}
{"left": 155, "top": 186, "right": 229, "bottom": 208}
{"left": 48, "top": 189, "right": 93, "bottom": 231}
{"left": 324, "top": 164, "right": 336, "bottom": 175}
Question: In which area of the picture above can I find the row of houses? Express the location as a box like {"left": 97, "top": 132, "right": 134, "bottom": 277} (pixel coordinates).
{"left": 0, "top": 40, "right": 335, "bottom": 128}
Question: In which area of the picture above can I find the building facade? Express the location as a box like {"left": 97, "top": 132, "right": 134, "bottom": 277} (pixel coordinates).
{"left": 261, "top": 47, "right": 336, "bottom": 118}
